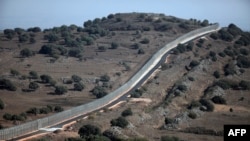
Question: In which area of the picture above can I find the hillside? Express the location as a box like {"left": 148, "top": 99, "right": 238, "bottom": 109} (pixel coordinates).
{"left": 1, "top": 13, "right": 250, "bottom": 141}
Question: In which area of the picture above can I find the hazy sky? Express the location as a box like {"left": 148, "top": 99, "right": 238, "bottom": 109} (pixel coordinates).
{"left": 0, "top": 0, "right": 249, "bottom": 31}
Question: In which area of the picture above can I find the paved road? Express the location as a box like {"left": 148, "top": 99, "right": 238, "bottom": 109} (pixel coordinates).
{"left": 6, "top": 25, "right": 220, "bottom": 141}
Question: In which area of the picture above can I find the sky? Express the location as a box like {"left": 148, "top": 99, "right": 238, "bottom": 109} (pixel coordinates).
{"left": 0, "top": 0, "right": 250, "bottom": 31}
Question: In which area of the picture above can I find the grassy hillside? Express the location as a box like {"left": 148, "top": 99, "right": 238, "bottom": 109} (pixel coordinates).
{"left": 1, "top": 13, "right": 250, "bottom": 141}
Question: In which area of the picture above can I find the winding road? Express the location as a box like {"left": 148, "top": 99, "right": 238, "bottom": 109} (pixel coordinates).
{"left": 1, "top": 24, "right": 220, "bottom": 141}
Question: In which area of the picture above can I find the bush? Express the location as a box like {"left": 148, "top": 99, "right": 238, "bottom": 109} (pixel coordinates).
{"left": 213, "top": 71, "right": 220, "bottom": 79}
{"left": 188, "top": 77, "right": 195, "bottom": 81}
{"left": 29, "top": 71, "right": 38, "bottom": 79}
{"left": 140, "top": 38, "right": 150, "bottom": 44}
{"left": 78, "top": 124, "right": 101, "bottom": 138}
{"left": 211, "top": 96, "right": 226, "bottom": 104}
{"left": 210, "top": 33, "right": 219, "bottom": 40}
{"left": 239, "top": 80, "right": 250, "bottom": 90}
{"left": 218, "top": 52, "right": 226, "bottom": 57}
{"left": 10, "top": 69, "right": 20, "bottom": 76}
{"left": 29, "top": 82, "right": 39, "bottom": 90}
{"left": 110, "top": 42, "right": 119, "bottom": 49}
{"left": 188, "top": 100, "right": 201, "bottom": 109}
{"left": 98, "top": 46, "right": 107, "bottom": 52}
{"left": 44, "top": 33, "right": 59, "bottom": 42}
{"left": 4, "top": 29, "right": 15, "bottom": 40}
{"left": 100, "top": 74, "right": 110, "bottom": 82}
{"left": 19, "top": 34, "right": 29, "bottom": 43}
{"left": 111, "top": 117, "right": 129, "bottom": 128}
{"left": 40, "top": 74, "right": 52, "bottom": 83}
{"left": 39, "top": 107, "right": 50, "bottom": 114}
{"left": 122, "top": 108, "right": 133, "bottom": 117}
{"left": 74, "top": 82, "right": 85, "bottom": 91}
{"left": 161, "top": 136, "right": 179, "bottom": 141}
{"left": 72, "top": 75, "right": 82, "bottom": 82}
{"left": 0, "top": 98, "right": 4, "bottom": 110}
{"left": 214, "top": 79, "right": 237, "bottom": 90}
{"left": 20, "top": 48, "right": 34, "bottom": 57}
{"left": 68, "top": 49, "right": 81, "bottom": 57}
{"left": 26, "top": 107, "right": 39, "bottom": 115}
{"left": 92, "top": 86, "right": 107, "bottom": 98}
{"left": 55, "top": 85, "right": 68, "bottom": 95}
{"left": 138, "top": 48, "right": 145, "bottom": 54}
{"left": 165, "top": 117, "right": 174, "bottom": 125}
{"left": 199, "top": 99, "right": 214, "bottom": 112}
{"left": 3, "top": 113, "right": 12, "bottom": 120}
{"left": 237, "top": 56, "right": 250, "bottom": 68}
{"left": 0, "top": 78, "right": 17, "bottom": 91}
{"left": 54, "top": 106, "right": 64, "bottom": 112}
{"left": 188, "top": 111, "right": 197, "bottom": 119}
{"left": 177, "top": 84, "right": 187, "bottom": 92}
{"left": 189, "top": 60, "right": 200, "bottom": 68}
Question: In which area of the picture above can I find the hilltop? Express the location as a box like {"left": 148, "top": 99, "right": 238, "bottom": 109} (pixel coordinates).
{"left": 0, "top": 13, "right": 250, "bottom": 141}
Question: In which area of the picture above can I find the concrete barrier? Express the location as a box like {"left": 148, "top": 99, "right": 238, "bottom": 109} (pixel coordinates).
{"left": 0, "top": 24, "right": 219, "bottom": 140}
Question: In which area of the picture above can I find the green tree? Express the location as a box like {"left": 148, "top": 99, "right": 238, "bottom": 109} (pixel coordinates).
{"left": 110, "top": 117, "right": 129, "bottom": 128}
{"left": 201, "top": 19, "right": 209, "bottom": 27}
{"left": 100, "top": 74, "right": 110, "bottom": 82}
{"left": 4, "top": 29, "right": 15, "bottom": 40}
{"left": 111, "top": 42, "right": 119, "bottom": 49}
{"left": 74, "top": 82, "right": 85, "bottom": 91}
{"left": 29, "top": 82, "right": 39, "bottom": 90}
{"left": 0, "top": 78, "right": 17, "bottom": 91}
{"left": 0, "top": 98, "right": 4, "bottom": 110}
{"left": 55, "top": 85, "right": 68, "bottom": 95}
{"left": 78, "top": 124, "right": 101, "bottom": 138}
{"left": 54, "top": 106, "right": 64, "bottom": 112}
{"left": 20, "top": 48, "right": 34, "bottom": 57}
{"left": 18, "top": 34, "right": 29, "bottom": 43}
{"left": 72, "top": 75, "right": 82, "bottom": 82}
{"left": 92, "top": 86, "right": 107, "bottom": 98}
{"left": 140, "top": 38, "right": 150, "bottom": 44}
{"left": 40, "top": 74, "right": 52, "bottom": 83}
{"left": 122, "top": 108, "right": 133, "bottom": 117}
{"left": 29, "top": 71, "right": 38, "bottom": 79}
{"left": 213, "top": 71, "right": 220, "bottom": 79}
{"left": 10, "top": 69, "right": 20, "bottom": 76}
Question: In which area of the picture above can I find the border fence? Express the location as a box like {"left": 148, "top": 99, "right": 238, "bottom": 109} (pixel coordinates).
{"left": 0, "top": 24, "right": 220, "bottom": 140}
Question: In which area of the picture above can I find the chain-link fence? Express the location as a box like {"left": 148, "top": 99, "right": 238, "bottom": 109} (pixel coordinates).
{"left": 0, "top": 24, "right": 219, "bottom": 140}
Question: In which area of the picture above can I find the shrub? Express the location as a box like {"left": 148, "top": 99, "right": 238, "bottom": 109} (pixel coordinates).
{"left": 188, "top": 77, "right": 195, "bottom": 81}
{"left": 237, "top": 56, "right": 250, "bottom": 68}
{"left": 209, "top": 51, "right": 216, "bottom": 57}
{"left": 72, "top": 75, "right": 82, "bottom": 82}
{"left": 39, "top": 107, "right": 50, "bottom": 114}
{"left": 92, "top": 86, "right": 107, "bottom": 98}
{"left": 140, "top": 38, "right": 150, "bottom": 44}
{"left": 213, "top": 71, "right": 220, "bottom": 79}
{"left": 111, "top": 117, "right": 129, "bottom": 128}
{"left": 78, "top": 124, "right": 101, "bottom": 138}
{"left": 0, "top": 98, "right": 4, "bottom": 110}
{"left": 4, "top": 29, "right": 15, "bottom": 40}
{"left": 3, "top": 113, "right": 12, "bottom": 120}
{"left": 29, "top": 82, "right": 39, "bottom": 90}
{"left": 189, "top": 60, "right": 200, "bottom": 68}
{"left": 165, "top": 117, "right": 174, "bottom": 125}
{"left": 138, "top": 48, "right": 145, "bottom": 54}
{"left": 161, "top": 136, "right": 180, "bottom": 141}
{"left": 100, "top": 74, "right": 110, "bottom": 82}
{"left": 188, "top": 100, "right": 201, "bottom": 109}
{"left": 218, "top": 52, "right": 226, "bottom": 57}
{"left": 0, "top": 78, "right": 17, "bottom": 91}
{"left": 10, "top": 69, "right": 20, "bottom": 76}
{"left": 177, "top": 84, "right": 187, "bottom": 92}
{"left": 29, "top": 71, "right": 38, "bottom": 79}
{"left": 40, "top": 74, "right": 52, "bottom": 83}
{"left": 239, "top": 80, "right": 250, "bottom": 90}
{"left": 19, "top": 34, "right": 29, "bottom": 43}
{"left": 26, "top": 107, "right": 39, "bottom": 115}
{"left": 211, "top": 96, "right": 226, "bottom": 104}
{"left": 122, "top": 108, "right": 133, "bottom": 117}
{"left": 111, "top": 42, "right": 119, "bottom": 49}
{"left": 214, "top": 79, "right": 235, "bottom": 90}
{"left": 179, "top": 22, "right": 189, "bottom": 29}
{"left": 210, "top": 33, "right": 219, "bottom": 40}
{"left": 20, "top": 48, "right": 34, "bottom": 57}
{"left": 44, "top": 33, "right": 59, "bottom": 42}
{"left": 98, "top": 46, "right": 107, "bottom": 52}
{"left": 74, "top": 82, "right": 85, "bottom": 91}
{"left": 55, "top": 85, "right": 68, "bottom": 95}
{"left": 188, "top": 111, "right": 197, "bottom": 119}
{"left": 68, "top": 49, "right": 81, "bottom": 57}
{"left": 239, "top": 48, "right": 249, "bottom": 56}
{"left": 54, "top": 106, "right": 64, "bottom": 112}
{"left": 224, "top": 63, "right": 236, "bottom": 76}
{"left": 199, "top": 99, "right": 214, "bottom": 112}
